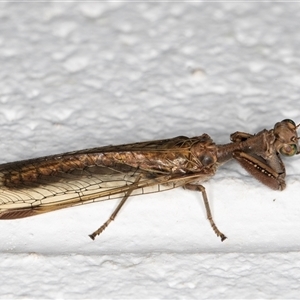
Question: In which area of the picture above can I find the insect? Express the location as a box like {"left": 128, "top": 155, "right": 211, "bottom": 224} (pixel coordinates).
{"left": 0, "top": 119, "right": 298, "bottom": 241}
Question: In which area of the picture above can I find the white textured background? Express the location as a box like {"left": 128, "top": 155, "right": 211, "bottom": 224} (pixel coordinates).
{"left": 1, "top": 2, "right": 300, "bottom": 299}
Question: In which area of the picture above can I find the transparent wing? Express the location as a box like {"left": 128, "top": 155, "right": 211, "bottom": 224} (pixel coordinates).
{"left": 0, "top": 164, "right": 201, "bottom": 219}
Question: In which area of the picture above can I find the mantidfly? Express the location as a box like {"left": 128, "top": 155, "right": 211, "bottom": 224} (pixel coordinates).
{"left": 0, "top": 119, "right": 299, "bottom": 241}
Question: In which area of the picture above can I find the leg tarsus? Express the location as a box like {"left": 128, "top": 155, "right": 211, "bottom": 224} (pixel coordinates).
{"left": 89, "top": 175, "right": 141, "bottom": 240}
{"left": 185, "top": 183, "right": 227, "bottom": 242}
{"left": 89, "top": 218, "right": 113, "bottom": 240}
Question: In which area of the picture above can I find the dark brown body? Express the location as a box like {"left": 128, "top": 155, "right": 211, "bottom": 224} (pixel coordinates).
{"left": 3, "top": 134, "right": 217, "bottom": 187}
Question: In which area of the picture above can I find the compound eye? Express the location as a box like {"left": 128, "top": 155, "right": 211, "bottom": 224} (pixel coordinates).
{"left": 280, "top": 144, "right": 297, "bottom": 156}
{"left": 282, "top": 119, "right": 296, "bottom": 127}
